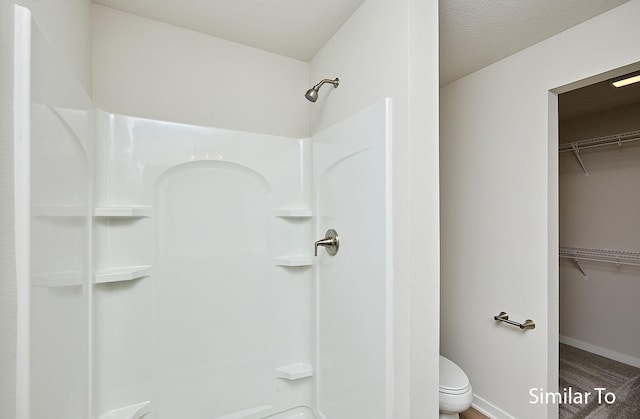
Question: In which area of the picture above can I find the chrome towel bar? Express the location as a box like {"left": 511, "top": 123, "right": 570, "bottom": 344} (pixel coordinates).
{"left": 494, "top": 312, "right": 535, "bottom": 330}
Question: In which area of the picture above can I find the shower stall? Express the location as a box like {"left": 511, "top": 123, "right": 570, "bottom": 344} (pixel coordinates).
{"left": 15, "top": 7, "right": 392, "bottom": 419}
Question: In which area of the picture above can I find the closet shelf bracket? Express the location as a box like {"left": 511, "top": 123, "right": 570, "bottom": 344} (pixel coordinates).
{"left": 571, "top": 257, "right": 588, "bottom": 279}
{"left": 571, "top": 144, "right": 589, "bottom": 177}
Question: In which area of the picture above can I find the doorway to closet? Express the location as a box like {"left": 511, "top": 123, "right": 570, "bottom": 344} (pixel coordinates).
{"left": 557, "top": 67, "right": 640, "bottom": 419}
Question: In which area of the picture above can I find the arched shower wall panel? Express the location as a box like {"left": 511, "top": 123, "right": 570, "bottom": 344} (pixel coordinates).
{"left": 313, "top": 99, "right": 392, "bottom": 419}
{"left": 153, "top": 161, "right": 274, "bottom": 417}
{"left": 93, "top": 112, "right": 316, "bottom": 418}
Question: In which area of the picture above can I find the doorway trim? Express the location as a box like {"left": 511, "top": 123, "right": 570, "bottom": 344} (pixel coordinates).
{"left": 548, "top": 59, "right": 640, "bottom": 419}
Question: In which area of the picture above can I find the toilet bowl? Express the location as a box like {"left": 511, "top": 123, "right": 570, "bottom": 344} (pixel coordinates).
{"left": 439, "top": 355, "right": 473, "bottom": 419}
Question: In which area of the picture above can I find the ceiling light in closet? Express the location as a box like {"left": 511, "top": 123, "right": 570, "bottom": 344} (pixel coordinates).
{"left": 611, "top": 74, "right": 640, "bottom": 88}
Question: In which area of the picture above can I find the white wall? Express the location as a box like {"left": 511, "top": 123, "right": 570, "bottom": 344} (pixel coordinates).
{"left": 3, "top": 2, "right": 92, "bottom": 417}
{"left": 440, "top": 1, "right": 640, "bottom": 417}
{"left": 1, "top": 2, "right": 16, "bottom": 418}
{"left": 559, "top": 103, "right": 640, "bottom": 365}
{"left": 310, "top": 0, "right": 440, "bottom": 416}
{"left": 92, "top": 4, "right": 309, "bottom": 138}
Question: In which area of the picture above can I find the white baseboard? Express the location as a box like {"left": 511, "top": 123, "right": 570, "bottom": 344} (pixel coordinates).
{"left": 472, "top": 394, "right": 515, "bottom": 419}
{"left": 468, "top": 338, "right": 640, "bottom": 419}
{"left": 560, "top": 335, "right": 640, "bottom": 369}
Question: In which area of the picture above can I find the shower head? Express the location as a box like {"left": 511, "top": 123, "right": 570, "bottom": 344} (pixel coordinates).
{"left": 305, "top": 78, "right": 340, "bottom": 102}
{"left": 305, "top": 88, "right": 318, "bottom": 103}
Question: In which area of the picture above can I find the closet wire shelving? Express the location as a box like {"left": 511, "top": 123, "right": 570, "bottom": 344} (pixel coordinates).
{"left": 559, "top": 246, "right": 640, "bottom": 279}
{"left": 558, "top": 129, "right": 640, "bottom": 176}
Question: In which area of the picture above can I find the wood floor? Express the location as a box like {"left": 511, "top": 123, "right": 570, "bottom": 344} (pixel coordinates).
{"left": 460, "top": 407, "right": 489, "bottom": 419}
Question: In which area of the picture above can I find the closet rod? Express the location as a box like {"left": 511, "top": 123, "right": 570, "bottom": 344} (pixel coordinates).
{"left": 559, "top": 129, "right": 640, "bottom": 153}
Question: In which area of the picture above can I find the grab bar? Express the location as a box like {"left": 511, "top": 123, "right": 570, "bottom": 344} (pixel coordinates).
{"left": 494, "top": 311, "right": 535, "bottom": 330}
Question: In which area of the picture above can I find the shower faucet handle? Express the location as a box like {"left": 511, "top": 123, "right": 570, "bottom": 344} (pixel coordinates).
{"left": 314, "top": 229, "right": 339, "bottom": 256}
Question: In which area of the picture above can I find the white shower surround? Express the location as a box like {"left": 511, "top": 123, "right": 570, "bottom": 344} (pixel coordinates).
{"left": 94, "top": 111, "right": 316, "bottom": 418}
{"left": 93, "top": 101, "right": 392, "bottom": 419}
{"left": 16, "top": 7, "right": 393, "bottom": 417}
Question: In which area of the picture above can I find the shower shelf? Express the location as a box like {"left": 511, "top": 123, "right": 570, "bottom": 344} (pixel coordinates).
{"left": 275, "top": 362, "right": 313, "bottom": 380}
{"left": 274, "top": 256, "right": 313, "bottom": 267}
{"left": 98, "top": 401, "right": 151, "bottom": 419}
{"left": 274, "top": 208, "right": 313, "bottom": 218}
{"left": 94, "top": 206, "right": 152, "bottom": 218}
{"left": 94, "top": 265, "right": 152, "bottom": 284}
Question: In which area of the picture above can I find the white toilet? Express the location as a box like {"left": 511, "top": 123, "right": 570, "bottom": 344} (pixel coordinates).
{"left": 439, "top": 355, "right": 473, "bottom": 419}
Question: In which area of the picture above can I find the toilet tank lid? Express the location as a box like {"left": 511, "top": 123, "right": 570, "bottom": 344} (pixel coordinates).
{"left": 439, "top": 355, "right": 470, "bottom": 392}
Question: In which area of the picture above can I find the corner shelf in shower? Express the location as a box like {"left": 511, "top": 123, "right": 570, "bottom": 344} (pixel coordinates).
{"left": 274, "top": 208, "right": 313, "bottom": 218}
{"left": 94, "top": 265, "right": 152, "bottom": 284}
{"left": 274, "top": 256, "right": 313, "bottom": 267}
{"left": 275, "top": 362, "right": 313, "bottom": 380}
{"left": 94, "top": 206, "right": 152, "bottom": 218}
{"left": 98, "top": 400, "right": 151, "bottom": 419}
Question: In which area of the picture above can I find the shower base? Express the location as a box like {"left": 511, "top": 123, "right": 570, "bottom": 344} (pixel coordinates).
{"left": 264, "top": 406, "right": 317, "bottom": 418}
{"left": 216, "top": 405, "right": 317, "bottom": 419}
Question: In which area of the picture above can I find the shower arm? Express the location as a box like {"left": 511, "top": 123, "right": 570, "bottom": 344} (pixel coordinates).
{"left": 313, "top": 78, "right": 339, "bottom": 90}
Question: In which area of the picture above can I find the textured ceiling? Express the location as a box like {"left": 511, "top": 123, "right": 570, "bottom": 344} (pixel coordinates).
{"left": 439, "top": 0, "right": 630, "bottom": 86}
{"left": 94, "top": 0, "right": 630, "bottom": 87}
{"left": 93, "top": 0, "right": 365, "bottom": 62}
